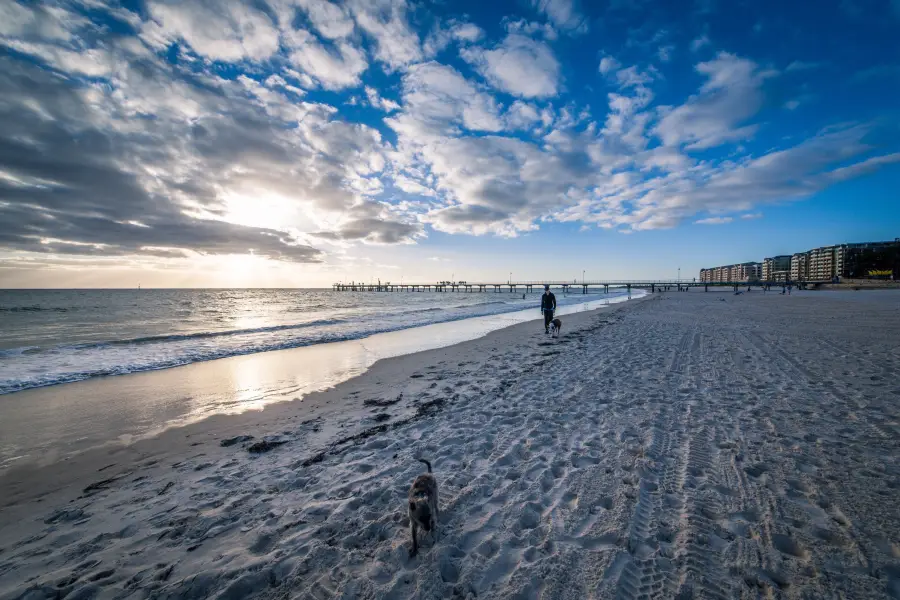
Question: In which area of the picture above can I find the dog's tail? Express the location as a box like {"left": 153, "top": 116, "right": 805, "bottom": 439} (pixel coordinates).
{"left": 417, "top": 458, "right": 432, "bottom": 473}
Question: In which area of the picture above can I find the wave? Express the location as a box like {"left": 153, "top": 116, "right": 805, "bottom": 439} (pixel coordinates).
{"left": 0, "top": 306, "right": 71, "bottom": 313}
{"left": 0, "top": 289, "right": 637, "bottom": 395}
{"left": 42, "top": 319, "right": 350, "bottom": 351}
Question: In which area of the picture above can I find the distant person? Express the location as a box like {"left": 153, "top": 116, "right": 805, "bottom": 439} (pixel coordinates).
{"left": 788, "top": 284, "right": 792, "bottom": 295}
{"left": 541, "top": 285, "right": 557, "bottom": 334}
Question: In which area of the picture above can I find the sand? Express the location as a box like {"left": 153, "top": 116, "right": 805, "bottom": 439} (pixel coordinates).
{"left": 2, "top": 290, "right": 899, "bottom": 599}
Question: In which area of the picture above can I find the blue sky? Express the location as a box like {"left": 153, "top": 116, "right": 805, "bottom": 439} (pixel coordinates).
{"left": 0, "top": 0, "right": 898, "bottom": 287}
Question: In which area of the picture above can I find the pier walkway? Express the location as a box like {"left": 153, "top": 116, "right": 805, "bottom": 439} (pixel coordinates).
{"left": 332, "top": 280, "right": 828, "bottom": 294}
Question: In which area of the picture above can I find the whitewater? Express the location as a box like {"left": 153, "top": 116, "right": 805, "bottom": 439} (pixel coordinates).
{"left": 0, "top": 288, "right": 629, "bottom": 394}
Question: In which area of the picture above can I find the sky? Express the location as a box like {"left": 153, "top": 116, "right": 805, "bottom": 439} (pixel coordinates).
{"left": 0, "top": 0, "right": 898, "bottom": 288}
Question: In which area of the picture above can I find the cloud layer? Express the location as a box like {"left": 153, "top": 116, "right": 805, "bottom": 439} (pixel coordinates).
{"left": 0, "top": 0, "right": 897, "bottom": 268}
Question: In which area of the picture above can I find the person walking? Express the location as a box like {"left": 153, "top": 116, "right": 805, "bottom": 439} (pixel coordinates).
{"left": 541, "top": 284, "right": 557, "bottom": 334}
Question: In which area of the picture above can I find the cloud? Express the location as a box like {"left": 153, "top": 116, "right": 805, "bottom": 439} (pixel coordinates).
{"left": 143, "top": 0, "right": 280, "bottom": 62}
{"left": 502, "top": 18, "right": 558, "bottom": 40}
{"left": 654, "top": 52, "right": 775, "bottom": 150}
{"left": 0, "top": 8, "right": 420, "bottom": 263}
{"left": 290, "top": 0, "right": 355, "bottom": 39}
{"left": 451, "top": 22, "right": 484, "bottom": 43}
{"left": 587, "top": 123, "right": 900, "bottom": 231}
{"left": 598, "top": 56, "right": 620, "bottom": 75}
{"left": 784, "top": 99, "right": 800, "bottom": 110}
{"left": 462, "top": 34, "right": 560, "bottom": 98}
{"left": 1, "top": 0, "right": 899, "bottom": 263}
{"left": 348, "top": 0, "right": 422, "bottom": 69}
{"left": 311, "top": 217, "right": 423, "bottom": 244}
{"left": 694, "top": 216, "right": 733, "bottom": 225}
{"left": 387, "top": 62, "right": 504, "bottom": 141}
{"left": 690, "top": 35, "right": 710, "bottom": 52}
{"left": 741, "top": 213, "right": 763, "bottom": 219}
{"left": 287, "top": 32, "right": 368, "bottom": 90}
{"left": 365, "top": 86, "right": 401, "bottom": 112}
{"left": 531, "top": 0, "right": 588, "bottom": 33}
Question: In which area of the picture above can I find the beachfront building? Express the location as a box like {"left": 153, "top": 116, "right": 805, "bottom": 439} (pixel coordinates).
{"left": 699, "top": 262, "right": 761, "bottom": 283}
{"left": 703, "top": 239, "right": 898, "bottom": 285}
{"left": 762, "top": 255, "right": 792, "bottom": 282}
{"left": 840, "top": 240, "right": 900, "bottom": 279}
{"left": 807, "top": 246, "right": 838, "bottom": 280}
{"left": 791, "top": 252, "right": 809, "bottom": 281}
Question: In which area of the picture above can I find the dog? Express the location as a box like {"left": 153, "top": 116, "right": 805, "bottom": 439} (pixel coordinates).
{"left": 549, "top": 317, "right": 562, "bottom": 337}
{"left": 408, "top": 458, "right": 439, "bottom": 557}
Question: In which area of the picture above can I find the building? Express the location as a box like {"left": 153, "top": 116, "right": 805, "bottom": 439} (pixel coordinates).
{"left": 699, "top": 262, "right": 762, "bottom": 283}
{"left": 700, "top": 239, "right": 898, "bottom": 286}
{"left": 790, "top": 252, "right": 809, "bottom": 281}
{"left": 807, "top": 246, "right": 838, "bottom": 280}
{"left": 762, "top": 255, "right": 792, "bottom": 282}
{"left": 840, "top": 240, "right": 900, "bottom": 279}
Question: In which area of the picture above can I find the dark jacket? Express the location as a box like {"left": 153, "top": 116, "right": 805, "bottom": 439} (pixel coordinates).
{"left": 541, "top": 291, "right": 556, "bottom": 312}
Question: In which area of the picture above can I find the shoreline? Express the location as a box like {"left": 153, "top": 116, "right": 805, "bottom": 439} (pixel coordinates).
{"left": 0, "top": 291, "right": 640, "bottom": 474}
{"left": 2, "top": 290, "right": 899, "bottom": 599}
{"left": 0, "top": 292, "right": 649, "bottom": 515}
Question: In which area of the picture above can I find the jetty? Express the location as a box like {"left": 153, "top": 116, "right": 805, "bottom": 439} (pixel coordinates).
{"left": 332, "top": 280, "right": 830, "bottom": 293}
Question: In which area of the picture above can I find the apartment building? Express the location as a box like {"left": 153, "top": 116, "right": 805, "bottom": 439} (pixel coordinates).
{"left": 762, "top": 255, "right": 791, "bottom": 282}
{"left": 790, "top": 253, "right": 809, "bottom": 281}
{"left": 699, "top": 262, "right": 762, "bottom": 283}
{"left": 701, "top": 239, "right": 898, "bottom": 285}
{"left": 841, "top": 240, "right": 900, "bottom": 279}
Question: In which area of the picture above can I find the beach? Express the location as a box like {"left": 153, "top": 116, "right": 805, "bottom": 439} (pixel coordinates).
{"left": 2, "top": 289, "right": 899, "bottom": 599}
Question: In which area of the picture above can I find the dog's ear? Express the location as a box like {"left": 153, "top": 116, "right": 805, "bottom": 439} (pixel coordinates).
{"left": 409, "top": 501, "right": 417, "bottom": 512}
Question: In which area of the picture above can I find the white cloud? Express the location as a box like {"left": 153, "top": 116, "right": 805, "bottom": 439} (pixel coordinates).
{"left": 348, "top": 0, "right": 422, "bottom": 70}
{"left": 599, "top": 65, "right": 655, "bottom": 151}
{"left": 291, "top": 0, "right": 355, "bottom": 39}
{"left": 287, "top": 31, "right": 368, "bottom": 90}
{"left": 2, "top": 40, "right": 116, "bottom": 76}
{"left": 654, "top": 52, "right": 776, "bottom": 150}
{"left": 784, "top": 99, "right": 800, "bottom": 110}
{"left": 451, "top": 22, "right": 484, "bottom": 43}
{"left": 387, "top": 62, "right": 504, "bottom": 140}
{"left": 365, "top": 86, "right": 401, "bottom": 112}
{"left": 741, "top": 213, "right": 763, "bottom": 219}
{"left": 462, "top": 34, "right": 561, "bottom": 98}
{"left": 143, "top": 0, "right": 280, "bottom": 62}
{"left": 503, "top": 18, "right": 558, "bottom": 40}
{"left": 0, "top": 2, "right": 79, "bottom": 41}
{"left": 504, "top": 101, "right": 543, "bottom": 130}
{"left": 531, "top": 0, "right": 588, "bottom": 33}
{"left": 690, "top": 35, "right": 710, "bottom": 52}
{"left": 598, "top": 56, "right": 620, "bottom": 75}
{"left": 694, "top": 216, "right": 733, "bottom": 225}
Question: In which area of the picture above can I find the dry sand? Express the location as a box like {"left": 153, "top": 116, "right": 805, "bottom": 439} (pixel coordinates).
{"left": 1, "top": 290, "right": 899, "bottom": 599}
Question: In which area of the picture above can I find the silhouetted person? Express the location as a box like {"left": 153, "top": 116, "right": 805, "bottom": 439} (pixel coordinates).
{"left": 541, "top": 285, "right": 557, "bottom": 334}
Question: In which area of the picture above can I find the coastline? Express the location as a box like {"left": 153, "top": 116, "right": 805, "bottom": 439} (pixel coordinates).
{"left": 0, "top": 292, "right": 649, "bottom": 513}
{"left": 2, "top": 289, "right": 898, "bottom": 600}
{"left": 0, "top": 291, "right": 640, "bottom": 474}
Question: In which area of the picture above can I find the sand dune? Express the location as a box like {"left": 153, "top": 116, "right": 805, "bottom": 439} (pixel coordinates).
{"left": 2, "top": 291, "right": 899, "bottom": 599}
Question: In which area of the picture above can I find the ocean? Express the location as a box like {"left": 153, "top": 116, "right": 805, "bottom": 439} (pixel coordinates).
{"left": 0, "top": 288, "right": 629, "bottom": 395}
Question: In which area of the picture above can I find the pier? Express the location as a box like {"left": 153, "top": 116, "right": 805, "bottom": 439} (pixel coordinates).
{"left": 332, "top": 280, "right": 830, "bottom": 293}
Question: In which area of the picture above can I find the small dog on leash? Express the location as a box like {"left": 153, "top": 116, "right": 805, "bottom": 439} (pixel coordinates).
{"left": 408, "top": 458, "right": 439, "bottom": 557}
{"left": 549, "top": 317, "right": 562, "bottom": 337}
